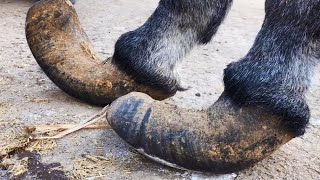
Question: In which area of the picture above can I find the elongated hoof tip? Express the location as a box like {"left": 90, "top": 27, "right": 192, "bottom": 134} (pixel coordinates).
{"left": 107, "top": 92, "right": 154, "bottom": 145}
{"left": 108, "top": 92, "right": 294, "bottom": 173}
{"left": 26, "top": 0, "right": 175, "bottom": 106}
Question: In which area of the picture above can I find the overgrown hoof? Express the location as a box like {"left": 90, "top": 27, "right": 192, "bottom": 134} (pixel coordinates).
{"left": 107, "top": 92, "right": 294, "bottom": 173}
{"left": 25, "top": 0, "right": 175, "bottom": 106}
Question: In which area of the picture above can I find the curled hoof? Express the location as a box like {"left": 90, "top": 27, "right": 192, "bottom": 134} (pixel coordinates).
{"left": 25, "top": 0, "right": 175, "bottom": 106}
{"left": 107, "top": 92, "right": 294, "bottom": 173}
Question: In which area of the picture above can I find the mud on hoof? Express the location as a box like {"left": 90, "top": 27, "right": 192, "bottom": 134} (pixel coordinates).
{"left": 220, "top": 0, "right": 320, "bottom": 137}
{"left": 107, "top": 92, "right": 294, "bottom": 173}
{"left": 223, "top": 38, "right": 312, "bottom": 137}
{"left": 37, "top": 0, "right": 76, "bottom": 4}
{"left": 25, "top": 0, "right": 176, "bottom": 106}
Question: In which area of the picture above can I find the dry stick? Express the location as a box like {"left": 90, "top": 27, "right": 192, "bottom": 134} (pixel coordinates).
{"left": 31, "top": 124, "right": 112, "bottom": 134}
{"left": 29, "top": 124, "right": 112, "bottom": 135}
{"left": 32, "top": 116, "right": 112, "bottom": 135}
{"left": 33, "top": 106, "right": 109, "bottom": 140}
{"left": 34, "top": 114, "right": 107, "bottom": 140}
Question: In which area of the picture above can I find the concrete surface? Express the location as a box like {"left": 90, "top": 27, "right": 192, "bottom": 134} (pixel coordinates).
{"left": 0, "top": 0, "right": 319, "bottom": 179}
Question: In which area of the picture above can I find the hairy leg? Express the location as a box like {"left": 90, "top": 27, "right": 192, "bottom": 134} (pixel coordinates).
{"left": 224, "top": 0, "right": 320, "bottom": 136}
{"left": 112, "top": 0, "right": 233, "bottom": 93}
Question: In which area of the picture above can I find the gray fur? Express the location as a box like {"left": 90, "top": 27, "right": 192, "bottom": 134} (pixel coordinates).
{"left": 224, "top": 0, "right": 320, "bottom": 136}
{"left": 112, "top": 0, "right": 319, "bottom": 136}
{"left": 113, "top": 0, "right": 233, "bottom": 92}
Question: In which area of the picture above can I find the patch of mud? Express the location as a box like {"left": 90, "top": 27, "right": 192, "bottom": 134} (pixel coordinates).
{"left": 1, "top": 151, "right": 68, "bottom": 179}
{"left": 19, "top": 151, "right": 68, "bottom": 179}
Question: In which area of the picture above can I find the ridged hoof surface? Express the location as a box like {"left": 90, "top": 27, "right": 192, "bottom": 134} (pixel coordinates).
{"left": 108, "top": 92, "right": 294, "bottom": 173}
{"left": 25, "top": 0, "right": 175, "bottom": 106}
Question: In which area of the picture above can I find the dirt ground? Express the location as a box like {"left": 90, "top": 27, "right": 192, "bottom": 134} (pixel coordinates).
{"left": 0, "top": 0, "right": 319, "bottom": 179}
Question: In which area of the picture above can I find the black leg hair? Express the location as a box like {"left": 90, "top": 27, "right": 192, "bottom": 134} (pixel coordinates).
{"left": 112, "top": 0, "right": 233, "bottom": 93}
{"left": 224, "top": 0, "right": 320, "bottom": 136}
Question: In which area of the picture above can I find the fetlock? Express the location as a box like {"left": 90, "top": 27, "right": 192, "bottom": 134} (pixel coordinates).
{"left": 224, "top": 58, "right": 310, "bottom": 136}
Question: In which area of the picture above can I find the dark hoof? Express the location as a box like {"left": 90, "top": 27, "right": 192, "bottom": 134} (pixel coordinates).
{"left": 107, "top": 92, "right": 294, "bottom": 173}
{"left": 25, "top": 0, "right": 175, "bottom": 106}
